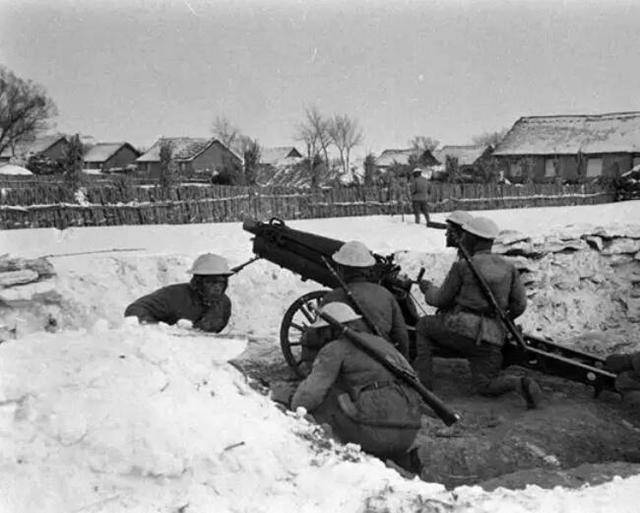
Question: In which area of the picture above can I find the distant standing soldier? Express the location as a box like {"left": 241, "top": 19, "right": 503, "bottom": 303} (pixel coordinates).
{"left": 124, "top": 253, "right": 233, "bottom": 333}
{"left": 413, "top": 217, "right": 542, "bottom": 408}
{"left": 605, "top": 351, "right": 640, "bottom": 406}
{"left": 322, "top": 240, "right": 410, "bottom": 357}
{"left": 292, "top": 302, "right": 424, "bottom": 468}
{"left": 410, "top": 167, "right": 431, "bottom": 225}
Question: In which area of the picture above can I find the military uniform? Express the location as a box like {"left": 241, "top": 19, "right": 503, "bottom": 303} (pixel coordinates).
{"left": 410, "top": 173, "right": 430, "bottom": 225}
{"left": 322, "top": 278, "right": 410, "bottom": 357}
{"left": 606, "top": 351, "right": 640, "bottom": 405}
{"left": 414, "top": 250, "right": 527, "bottom": 394}
{"left": 292, "top": 332, "right": 423, "bottom": 460}
{"left": 124, "top": 283, "right": 231, "bottom": 333}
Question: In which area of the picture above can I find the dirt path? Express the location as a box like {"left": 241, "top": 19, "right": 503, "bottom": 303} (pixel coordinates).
{"left": 233, "top": 337, "right": 640, "bottom": 491}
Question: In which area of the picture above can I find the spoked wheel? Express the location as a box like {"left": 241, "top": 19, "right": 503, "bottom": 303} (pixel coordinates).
{"left": 279, "top": 290, "right": 328, "bottom": 378}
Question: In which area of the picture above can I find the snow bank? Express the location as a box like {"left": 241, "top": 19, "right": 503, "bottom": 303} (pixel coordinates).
{"left": 2, "top": 321, "right": 640, "bottom": 513}
{"left": 2, "top": 202, "right": 640, "bottom": 512}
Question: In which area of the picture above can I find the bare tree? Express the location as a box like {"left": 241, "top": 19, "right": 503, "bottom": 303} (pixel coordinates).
{"left": 243, "top": 138, "right": 261, "bottom": 186}
{"left": 328, "top": 114, "right": 364, "bottom": 173}
{"left": 471, "top": 128, "right": 509, "bottom": 147}
{"left": 0, "top": 65, "right": 57, "bottom": 155}
{"left": 211, "top": 115, "right": 240, "bottom": 148}
{"left": 158, "top": 139, "right": 175, "bottom": 191}
{"left": 409, "top": 135, "right": 439, "bottom": 154}
{"left": 63, "top": 133, "right": 85, "bottom": 196}
{"left": 296, "top": 106, "right": 332, "bottom": 167}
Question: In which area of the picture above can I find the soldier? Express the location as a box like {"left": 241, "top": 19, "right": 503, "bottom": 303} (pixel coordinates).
{"left": 413, "top": 217, "right": 542, "bottom": 408}
{"left": 322, "top": 240, "right": 410, "bottom": 357}
{"left": 292, "top": 302, "right": 424, "bottom": 467}
{"left": 124, "top": 253, "right": 233, "bottom": 333}
{"left": 605, "top": 351, "right": 640, "bottom": 406}
{"left": 444, "top": 210, "right": 473, "bottom": 250}
{"left": 410, "top": 167, "right": 431, "bottom": 225}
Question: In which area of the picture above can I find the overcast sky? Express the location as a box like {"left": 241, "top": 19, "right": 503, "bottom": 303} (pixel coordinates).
{"left": 1, "top": 0, "right": 639, "bottom": 156}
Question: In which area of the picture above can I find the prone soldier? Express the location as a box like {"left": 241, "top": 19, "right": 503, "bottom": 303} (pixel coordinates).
{"left": 124, "top": 253, "right": 233, "bottom": 333}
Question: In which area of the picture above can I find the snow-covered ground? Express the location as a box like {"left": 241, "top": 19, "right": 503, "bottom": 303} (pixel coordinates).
{"left": 1, "top": 201, "right": 640, "bottom": 512}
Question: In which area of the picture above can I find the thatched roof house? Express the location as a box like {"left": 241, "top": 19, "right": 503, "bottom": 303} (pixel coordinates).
{"left": 375, "top": 148, "right": 439, "bottom": 169}
{"left": 494, "top": 111, "right": 640, "bottom": 181}
{"left": 433, "top": 145, "right": 493, "bottom": 169}
{"left": 260, "top": 146, "right": 302, "bottom": 166}
{"left": 0, "top": 134, "right": 69, "bottom": 163}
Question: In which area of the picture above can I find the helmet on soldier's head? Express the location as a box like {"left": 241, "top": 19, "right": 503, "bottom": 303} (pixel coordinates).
{"left": 446, "top": 210, "right": 473, "bottom": 227}
{"left": 310, "top": 302, "right": 362, "bottom": 328}
{"left": 332, "top": 240, "right": 376, "bottom": 267}
{"left": 412, "top": 167, "right": 423, "bottom": 175}
{"left": 462, "top": 217, "right": 500, "bottom": 240}
{"left": 188, "top": 253, "right": 234, "bottom": 275}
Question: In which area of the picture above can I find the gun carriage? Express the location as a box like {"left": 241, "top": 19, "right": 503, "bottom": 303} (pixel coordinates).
{"left": 243, "top": 217, "right": 617, "bottom": 396}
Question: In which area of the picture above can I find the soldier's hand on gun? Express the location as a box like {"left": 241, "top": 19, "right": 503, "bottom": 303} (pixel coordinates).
{"left": 418, "top": 279, "right": 433, "bottom": 293}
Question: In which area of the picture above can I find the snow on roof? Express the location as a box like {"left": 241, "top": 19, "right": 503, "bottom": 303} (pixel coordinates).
{"left": 375, "top": 148, "right": 439, "bottom": 167}
{"left": 83, "top": 142, "right": 137, "bottom": 163}
{"left": 136, "top": 137, "right": 212, "bottom": 162}
{"left": 375, "top": 149, "right": 414, "bottom": 167}
{"left": 433, "top": 145, "right": 490, "bottom": 166}
{"left": 0, "top": 134, "right": 67, "bottom": 158}
{"left": 260, "top": 146, "right": 302, "bottom": 166}
{"left": 494, "top": 111, "right": 640, "bottom": 156}
{"left": 0, "top": 164, "right": 33, "bottom": 175}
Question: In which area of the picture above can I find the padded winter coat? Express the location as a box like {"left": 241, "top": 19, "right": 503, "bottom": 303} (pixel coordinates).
{"left": 410, "top": 176, "right": 430, "bottom": 202}
{"left": 422, "top": 250, "right": 526, "bottom": 345}
{"left": 292, "top": 332, "right": 423, "bottom": 458}
{"left": 124, "top": 283, "right": 231, "bottom": 333}
{"left": 322, "top": 279, "right": 410, "bottom": 357}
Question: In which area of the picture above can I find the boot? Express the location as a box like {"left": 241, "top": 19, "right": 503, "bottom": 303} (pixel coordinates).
{"left": 519, "top": 376, "right": 543, "bottom": 409}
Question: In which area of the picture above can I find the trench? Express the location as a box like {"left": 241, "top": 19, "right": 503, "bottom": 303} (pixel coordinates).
{"left": 2, "top": 230, "right": 640, "bottom": 491}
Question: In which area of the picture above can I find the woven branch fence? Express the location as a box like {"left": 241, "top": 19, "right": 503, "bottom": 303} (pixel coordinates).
{"left": 0, "top": 180, "right": 615, "bottom": 230}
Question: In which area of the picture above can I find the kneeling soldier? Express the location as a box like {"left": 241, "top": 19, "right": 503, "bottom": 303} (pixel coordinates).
{"left": 124, "top": 253, "right": 233, "bottom": 333}
{"left": 413, "top": 216, "right": 542, "bottom": 408}
{"left": 292, "top": 302, "right": 424, "bottom": 467}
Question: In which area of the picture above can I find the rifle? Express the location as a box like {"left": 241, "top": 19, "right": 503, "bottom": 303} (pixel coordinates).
{"left": 320, "top": 255, "right": 389, "bottom": 342}
{"left": 230, "top": 256, "right": 261, "bottom": 274}
{"left": 454, "top": 237, "right": 527, "bottom": 351}
{"left": 314, "top": 306, "right": 460, "bottom": 426}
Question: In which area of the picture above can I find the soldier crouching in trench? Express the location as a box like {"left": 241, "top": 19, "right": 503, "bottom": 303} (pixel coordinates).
{"left": 124, "top": 253, "right": 233, "bottom": 333}
{"left": 290, "top": 302, "right": 425, "bottom": 471}
{"left": 413, "top": 216, "right": 543, "bottom": 408}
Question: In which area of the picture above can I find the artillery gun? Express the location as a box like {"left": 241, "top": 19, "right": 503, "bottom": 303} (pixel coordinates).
{"left": 242, "top": 217, "right": 617, "bottom": 396}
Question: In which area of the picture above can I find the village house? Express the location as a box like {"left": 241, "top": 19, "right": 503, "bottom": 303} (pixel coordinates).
{"left": 83, "top": 142, "right": 141, "bottom": 174}
{"left": 135, "top": 137, "right": 242, "bottom": 178}
{"left": 260, "top": 146, "right": 303, "bottom": 167}
{"left": 493, "top": 111, "right": 640, "bottom": 182}
{"left": 0, "top": 134, "right": 69, "bottom": 164}
{"left": 433, "top": 144, "right": 493, "bottom": 173}
{"left": 375, "top": 148, "right": 439, "bottom": 172}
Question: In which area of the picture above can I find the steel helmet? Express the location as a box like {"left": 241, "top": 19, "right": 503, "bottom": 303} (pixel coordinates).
{"left": 446, "top": 210, "right": 473, "bottom": 227}
{"left": 310, "top": 302, "right": 362, "bottom": 328}
{"left": 462, "top": 217, "right": 500, "bottom": 240}
{"left": 332, "top": 240, "right": 376, "bottom": 267}
{"left": 188, "top": 253, "right": 233, "bottom": 275}
{"left": 412, "top": 167, "right": 423, "bottom": 175}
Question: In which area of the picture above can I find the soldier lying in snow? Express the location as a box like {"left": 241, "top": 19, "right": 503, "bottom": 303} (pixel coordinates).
{"left": 124, "top": 253, "right": 232, "bottom": 333}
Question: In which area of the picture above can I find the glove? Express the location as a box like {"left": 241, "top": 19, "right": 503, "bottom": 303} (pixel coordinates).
{"left": 418, "top": 279, "right": 433, "bottom": 294}
{"left": 605, "top": 353, "right": 633, "bottom": 373}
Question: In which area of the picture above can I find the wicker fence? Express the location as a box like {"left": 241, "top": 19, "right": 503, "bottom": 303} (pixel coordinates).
{"left": 0, "top": 180, "right": 615, "bottom": 230}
